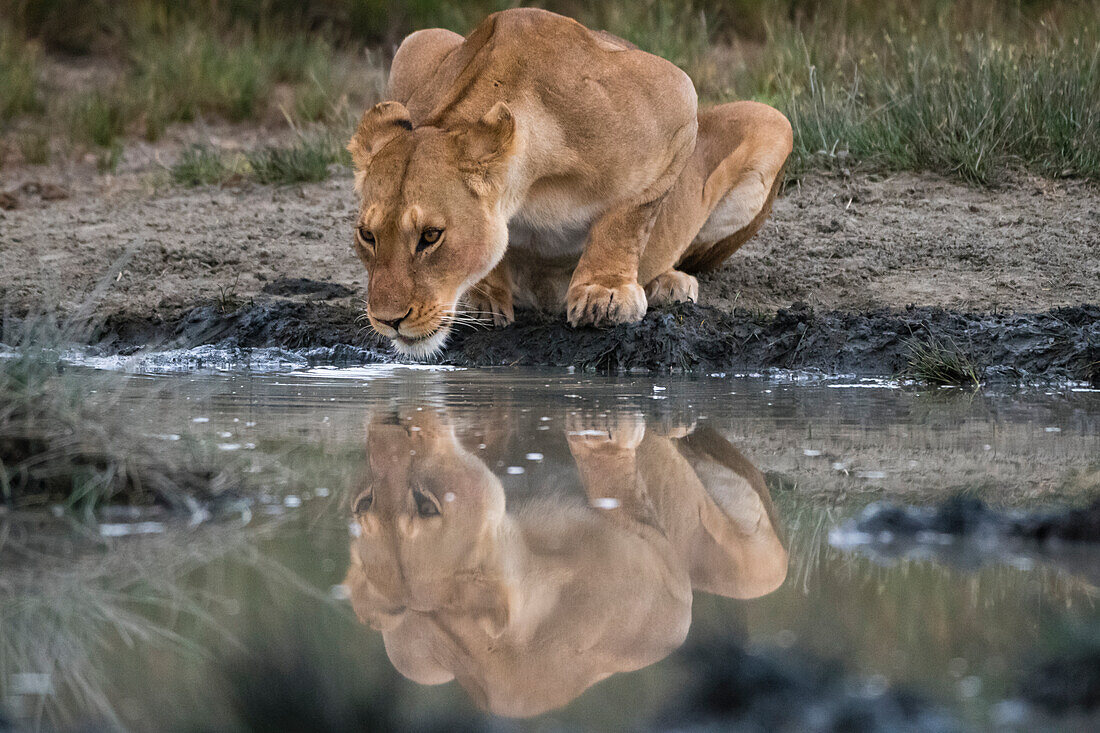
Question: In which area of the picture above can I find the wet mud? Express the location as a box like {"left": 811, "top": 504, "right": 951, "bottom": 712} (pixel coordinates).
{"left": 89, "top": 297, "right": 1100, "bottom": 380}
{"left": 846, "top": 496, "right": 1100, "bottom": 544}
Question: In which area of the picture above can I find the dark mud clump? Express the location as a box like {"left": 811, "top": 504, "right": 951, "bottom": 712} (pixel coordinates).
{"left": 655, "top": 637, "right": 960, "bottom": 733}
{"left": 94, "top": 300, "right": 386, "bottom": 354}
{"left": 450, "top": 302, "right": 1100, "bottom": 380}
{"left": 91, "top": 299, "right": 1099, "bottom": 379}
{"left": 847, "top": 496, "right": 1100, "bottom": 544}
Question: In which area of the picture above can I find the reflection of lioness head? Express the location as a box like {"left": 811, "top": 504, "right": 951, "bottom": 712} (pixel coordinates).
{"left": 348, "top": 101, "right": 515, "bottom": 358}
{"left": 344, "top": 409, "right": 787, "bottom": 717}
{"left": 345, "top": 409, "right": 508, "bottom": 633}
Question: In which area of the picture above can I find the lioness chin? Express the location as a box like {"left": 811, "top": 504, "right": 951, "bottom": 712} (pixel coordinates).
{"left": 349, "top": 8, "right": 792, "bottom": 359}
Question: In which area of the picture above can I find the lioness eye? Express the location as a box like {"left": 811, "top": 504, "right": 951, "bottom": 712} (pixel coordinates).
{"left": 352, "top": 490, "right": 373, "bottom": 514}
{"left": 417, "top": 228, "right": 443, "bottom": 252}
{"left": 357, "top": 227, "right": 375, "bottom": 247}
{"left": 412, "top": 488, "right": 441, "bottom": 517}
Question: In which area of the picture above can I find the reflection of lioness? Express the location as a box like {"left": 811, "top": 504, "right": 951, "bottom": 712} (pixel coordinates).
{"left": 348, "top": 8, "right": 792, "bottom": 357}
{"left": 343, "top": 410, "right": 787, "bottom": 717}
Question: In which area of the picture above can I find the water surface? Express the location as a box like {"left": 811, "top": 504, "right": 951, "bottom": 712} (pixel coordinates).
{"left": 3, "top": 367, "right": 1098, "bottom": 731}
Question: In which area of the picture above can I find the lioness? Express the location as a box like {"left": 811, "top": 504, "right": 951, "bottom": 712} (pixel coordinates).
{"left": 348, "top": 8, "right": 793, "bottom": 357}
{"left": 343, "top": 408, "right": 787, "bottom": 716}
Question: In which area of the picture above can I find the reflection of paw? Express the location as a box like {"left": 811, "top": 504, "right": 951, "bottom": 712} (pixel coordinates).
{"left": 465, "top": 285, "right": 514, "bottom": 327}
{"left": 566, "top": 280, "right": 646, "bottom": 327}
{"left": 645, "top": 270, "right": 698, "bottom": 306}
{"left": 566, "top": 410, "right": 645, "bottom": 451}
{"left": 653, "top": 419, "right": 697, "bottom": 439}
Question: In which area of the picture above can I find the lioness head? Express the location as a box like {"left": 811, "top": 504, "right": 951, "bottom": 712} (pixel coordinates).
{"left": 344, "top": 410, "right": 509, "bottom": 635}
{"left": 348, "top": 101, "right": 516, "bottom": 358}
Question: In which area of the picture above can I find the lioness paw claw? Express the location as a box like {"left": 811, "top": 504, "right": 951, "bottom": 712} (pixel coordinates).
{"left": 466, "top": 291, "right": 514, "bottom": 328}
{"left": 645, "top": 270, "right": 698, "bottom": 306}
{"left": 566, "top": 281, "right": 646, "bottom": 327}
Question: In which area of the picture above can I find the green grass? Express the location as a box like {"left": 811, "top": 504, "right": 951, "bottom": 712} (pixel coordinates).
{"left": 246, "top": 132, "right": 348, "bottom": 184}
{"left": 171, "top": 131, "right": 350, "bottom": 186}
{"left": 3, "top": 0, "right": 1100, "bottom": 185}
{"left": 902, "top": 337, "right": 983, "bottom": 388}
{"left": 171, "top": 145, "right": 241, "bottom": 186}
{"left": 69, "top": 90, "right": 128, "bottom": 148}
{"left": 775, "top": 24, "right": 1100, "bottom": 183}
{"left": 18, "top": 127, "right": 50, "bottom": 164}
{"left": 0, "top": 23, "right": 40, "bottom": 121}
{"left": 698, "top": 2, "right": 1100, "bottom": 184}
{"left": 130, "top": 26, "right": 339, "bottom": 138}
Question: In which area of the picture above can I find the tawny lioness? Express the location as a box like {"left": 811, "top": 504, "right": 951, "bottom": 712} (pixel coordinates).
{"left": 348, "top": 8, "right": 792, "bottom": 357}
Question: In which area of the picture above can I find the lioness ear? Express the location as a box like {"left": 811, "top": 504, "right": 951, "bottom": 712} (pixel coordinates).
{"left": 348, "top": 101, "right": 413, "bottom": 170}
{"left": 458, "top": 101, "right": 516, "bottom": 171}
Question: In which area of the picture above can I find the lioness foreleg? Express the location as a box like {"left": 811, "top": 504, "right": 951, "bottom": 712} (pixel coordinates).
{"left": 565, "top": 411, "right": 658, "bottom": 527}
{"left": 566, "top": 197, "right": 661, "bottom": 327}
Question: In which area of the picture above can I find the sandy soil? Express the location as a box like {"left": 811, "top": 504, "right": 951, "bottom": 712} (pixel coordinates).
{"left": 2, "top": 162, "right": 1097, "bottom": 324}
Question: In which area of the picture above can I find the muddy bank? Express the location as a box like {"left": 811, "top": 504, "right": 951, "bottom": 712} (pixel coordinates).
{"left": 87, "top": 296, "right": 1100, "bottom": 380}
{"left": 3, "top": 166, "right": 1098, "bottom": 377}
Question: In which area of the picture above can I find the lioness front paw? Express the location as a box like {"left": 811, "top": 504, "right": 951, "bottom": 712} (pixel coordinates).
{"left": 466, "top": 279, "right": 514, "bottom": 327}
{"left": 566, "top": 280, "right": 647, "bottom": 327}
{"left": 645, "top": 269, "right": 698, "bottom": 306}
{"left": 565, "top": 410, "right": 646, "bottom": 452}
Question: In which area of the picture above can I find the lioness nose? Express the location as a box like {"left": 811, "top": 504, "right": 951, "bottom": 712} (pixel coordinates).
{"left": 374, "top": 307, "right": 413, "bottom": 330}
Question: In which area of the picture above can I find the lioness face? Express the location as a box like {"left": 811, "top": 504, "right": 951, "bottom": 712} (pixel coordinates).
{"left": 349, "top": 101, "right": 516, "bottom": 358}
{"left": 345, "top": 411, "right": 508, "bottom": 632}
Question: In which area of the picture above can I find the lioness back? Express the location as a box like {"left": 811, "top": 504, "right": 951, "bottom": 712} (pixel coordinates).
{"left": 404, "top": 8, "right": 698, "bottom": 195}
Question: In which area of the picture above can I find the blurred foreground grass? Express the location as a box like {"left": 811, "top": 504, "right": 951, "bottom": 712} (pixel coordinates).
{"left": 0, "top": 319, "right": 244, "bottom": 515}
{"left": 1, "top": 0, "right": 1097, "bottom": 184}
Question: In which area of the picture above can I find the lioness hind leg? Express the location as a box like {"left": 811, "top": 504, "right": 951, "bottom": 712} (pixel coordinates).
{"left": 677, "top": 102, "right": 792, "bottom": 273}
{"left": 638, "top": 101, "right": 792, "bottom": 286}
{"left": 645, "top": 269, "right": 698, "bottom": 305}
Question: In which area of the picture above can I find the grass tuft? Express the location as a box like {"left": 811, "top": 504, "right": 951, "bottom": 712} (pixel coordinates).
{"left": 903, "top": 337, "right": 982, "bottom": 388}
{"left": 171, "top": 146, "right": 241, "bottom": 186}
{"left": 246, "top": 132, "right": 349, "bottom": 184}
{"left": 69, "top": 90, "right": 128, "bottom": 148}
{"left": 0, "top": 319, "right": 239, "bottom": 514}
{"left": 0, "top": 23, "right": 41, "bottom": 121}
{"left": 18, "top": 128, "right": 51, "bottom": 164}
{"left": 171, "top": 132, "right": 350, "bottom": 187}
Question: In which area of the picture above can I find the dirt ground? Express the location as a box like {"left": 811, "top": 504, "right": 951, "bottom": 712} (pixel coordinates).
{"left": 2, "top": 157, "right": 1097, "bottom": 325}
